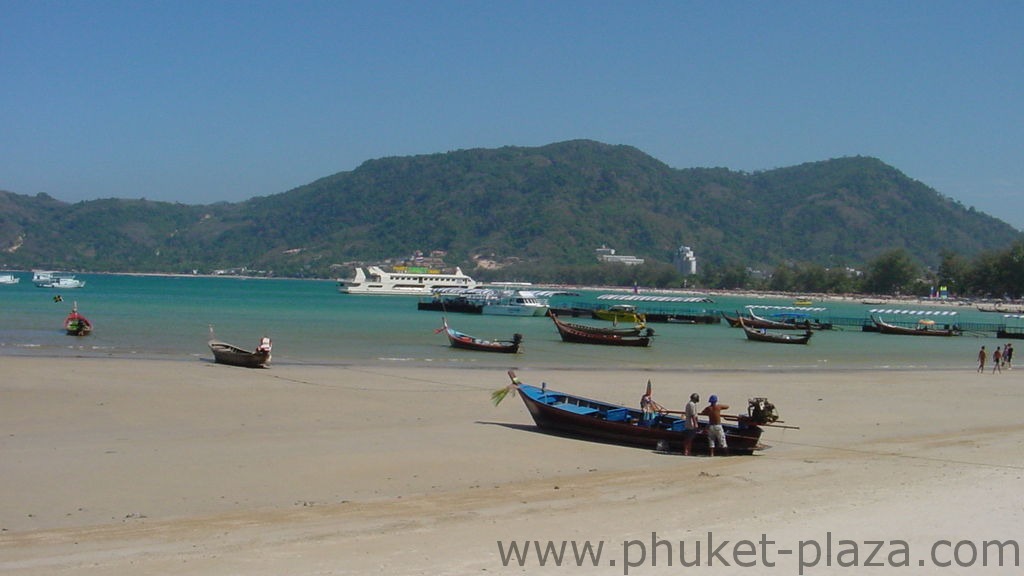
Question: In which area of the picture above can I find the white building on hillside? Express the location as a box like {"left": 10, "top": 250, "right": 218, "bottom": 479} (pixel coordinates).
{"left": 596, "top": 245, "right": 644, "bottom": 266}
{"left": 674, "top": 245, "right": 698, "bottom": 275}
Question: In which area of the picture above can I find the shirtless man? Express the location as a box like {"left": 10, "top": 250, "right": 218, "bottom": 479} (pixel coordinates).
{"left": 700, "top": 395, "right": 730, "bottom": 456}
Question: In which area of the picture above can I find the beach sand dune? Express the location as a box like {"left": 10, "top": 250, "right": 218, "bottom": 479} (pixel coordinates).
{"left": 2, "top": 358, "right": 1022, "bottom": 574}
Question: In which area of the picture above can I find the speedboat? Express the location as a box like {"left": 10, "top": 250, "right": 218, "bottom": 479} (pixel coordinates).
{"left": 482, "top": 290, "right": 550, "bottom": 316}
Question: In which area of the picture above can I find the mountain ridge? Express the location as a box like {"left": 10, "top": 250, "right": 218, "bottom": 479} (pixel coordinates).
{"left": 1, "top": 140, "right": 1019, "bottom": 277}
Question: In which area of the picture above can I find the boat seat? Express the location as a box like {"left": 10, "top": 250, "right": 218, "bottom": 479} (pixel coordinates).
{"left": 552, "top": 402, "right": 599, "bottom": 416}
{"left": 538, "top": 395, "right": 559, "bottom": 405}
{"left": 605, "top": 408, "right": 629, "bottom": 422}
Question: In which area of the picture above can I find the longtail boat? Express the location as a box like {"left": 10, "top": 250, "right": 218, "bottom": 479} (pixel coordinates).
{"left": 439, "top": 317, "right": 522, "bottom": 353}
{"left": 63, "top": 302, "right": 92, "bottom": 336}
{"left": 739, "top": 316, "right": 813, "bottom": 344}
{"left": 548, "top": 311, "right": 648, "bottom": 336}
{"left": 871, "top": 315, "right": 959, "bottom": 337}
{"left": 495, "top": 371, "right": 788, "bottom": 455}
{"left": 549, "top": 312, "right": 653, "bottom": 347}
{"left": 208, "top": 327, "right": 273, "bottom": 367}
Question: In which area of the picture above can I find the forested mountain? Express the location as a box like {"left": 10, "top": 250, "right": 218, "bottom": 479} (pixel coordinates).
{"left": 1, "top": 140, "right": 1020, "bottom": 279}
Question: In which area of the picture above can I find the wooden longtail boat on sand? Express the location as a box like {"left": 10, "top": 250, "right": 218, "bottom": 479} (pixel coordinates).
{"left": 739, "top": 316, "right": 813, "bottom": 344}
{"left": 493, "top": 371, "right": 790, "bottom": 455}
{"left": 208, "top": 327, "right": 273, "bottom": 367}
{"left": 439, "top": 317, "right": 522, "bottom": 353}
{"left": 871, "top": 315, "right": 960, "bottom": 337}
{"left": 549, "top": 312, "right": 653, "bottom": 347}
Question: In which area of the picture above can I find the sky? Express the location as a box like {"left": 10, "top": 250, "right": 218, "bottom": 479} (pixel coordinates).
{"left": 2, "top": 1, "right": 1023, "bottom": 228}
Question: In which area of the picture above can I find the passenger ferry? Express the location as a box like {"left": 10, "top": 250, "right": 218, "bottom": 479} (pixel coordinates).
{"left": 338, "top": 265, "right": 477, "bottom": 295}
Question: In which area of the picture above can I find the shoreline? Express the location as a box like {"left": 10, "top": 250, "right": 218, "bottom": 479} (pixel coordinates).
{"left": 2, "top": 356, "right": 1021, "bottom": 574}
{"left": 0, "top": 345, "right": 986, "bottom": 373}
{"left": 2, "top": 267, "right": 1000, "bottom": 308}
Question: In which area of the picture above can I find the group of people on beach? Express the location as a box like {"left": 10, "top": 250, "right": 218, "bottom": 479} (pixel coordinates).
{"left": 640, "top": 390, "right": 730, "bottom": 456}
{"left": 977, "top": 343, "right": 1014, "bottom": 373}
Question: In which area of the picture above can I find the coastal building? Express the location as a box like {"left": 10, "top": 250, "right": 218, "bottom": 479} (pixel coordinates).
{"left": 595, "top": 245, "right": 644, "bottom": 266}
{"left": 674, "top": 245, "right": 698, "bottom": 275}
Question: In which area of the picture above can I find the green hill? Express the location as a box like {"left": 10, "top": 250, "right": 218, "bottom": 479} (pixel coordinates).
{"left": 1, "top": 140, "right": 1020, "bottom": 279}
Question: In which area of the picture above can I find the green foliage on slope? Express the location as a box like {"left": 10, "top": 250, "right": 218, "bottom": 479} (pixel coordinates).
{"left": 1, "top": 140, "right": 1020, "bottom": 283}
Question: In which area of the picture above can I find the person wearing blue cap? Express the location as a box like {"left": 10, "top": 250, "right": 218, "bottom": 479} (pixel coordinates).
{"left": 700, "top": 394, "right": 730, "bottom": 456}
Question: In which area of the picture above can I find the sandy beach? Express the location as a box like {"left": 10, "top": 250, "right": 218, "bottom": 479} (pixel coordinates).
{"left": 2, "top": 357, "right": 1022, "bottom": 574}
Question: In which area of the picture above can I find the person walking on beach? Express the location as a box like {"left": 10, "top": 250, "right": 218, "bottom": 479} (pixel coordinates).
{"left": 683, "top": 393, "right": 700, "bottom": 456}
{"left": 978, "top": 346, "right": 986, "bottom": 373}
{"left": 700, "top": 395, "right": 729, "bottom": 456}
{"left": 992, "top": 346, "right": 1002, "bottom": 373}
{"left": 1005, "top": 343, "right": 1014, "bottom": 370}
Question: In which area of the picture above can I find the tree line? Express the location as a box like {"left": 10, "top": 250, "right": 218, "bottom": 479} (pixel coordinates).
{"left": 477, "top": 240, "right": 1024, "bottom": 299}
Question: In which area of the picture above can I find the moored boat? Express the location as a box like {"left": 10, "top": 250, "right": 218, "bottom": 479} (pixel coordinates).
{"left": 547, "top": 312, "right": 648, "bottom": 337}
{"left": 33, "top": 270, "right": 85, "bottom": 289}
{"left": 977, "top": 303, "right": 1024, "bottom": 314}
{"left": 721, "top": 310, "right": 744, "bottom": 327}
{"left": 550, "top": 312, "right": 653, "bottom": 346}
{"left": 746, "top": 309, "right": 815, "bottom": 330}
{"left": 871, "top": 315, "right": 960, "bottom": 337}
{"left": 338, "top": 265, "right": 476, "bottom": 295}
{"left": 494, "top": 371, "right": 783, "bottom": 455}
{"left": 739, "top": 316, "right": 813, "bottom": 344}
{"left": 481, "top": 289, "right": 550, "bottom": 316}
{"left": 438, "top": 317, "right": 522, "bottom": 353}
{"left": 725, "top": 309, "right": 830, "bottom": 330}
{"left": 64, "top": 302, "right": 92, "bottom": 336}
{"left": 0, "top": 273, "right": 20, "bottom": 285}
{"left": 208, "top": 328, "right": 273, "bottom": 367}
{"left": 417, "top": 288, "right": 492, "bottom": 313}
{"left": 592, "top": 304, "right": 644, "bottom": 323}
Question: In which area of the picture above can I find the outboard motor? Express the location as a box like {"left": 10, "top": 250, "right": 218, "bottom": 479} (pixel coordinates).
{"left": 747, "top": 397, "right": 779, "bottom": 424}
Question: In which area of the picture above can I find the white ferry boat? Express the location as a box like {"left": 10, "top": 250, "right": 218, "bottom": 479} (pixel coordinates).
{"left": 338, "top": 265, "right": 477, "bottom": 295}
{"left": 0, "top": 273, "right": 20, "bottom": 285}
{"left": 32, "top": 270, "right": 86, "bottom": 289}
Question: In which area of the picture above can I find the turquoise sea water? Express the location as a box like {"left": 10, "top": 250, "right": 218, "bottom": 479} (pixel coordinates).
{"left": 0, "top": 272, "right": 1013, "bottom": 370}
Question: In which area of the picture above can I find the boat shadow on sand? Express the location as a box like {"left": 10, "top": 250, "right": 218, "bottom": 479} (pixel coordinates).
{"left": 473, "top": 420, "right": 765, "bottom": 456}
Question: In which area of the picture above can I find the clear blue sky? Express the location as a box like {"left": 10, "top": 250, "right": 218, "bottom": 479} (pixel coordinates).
{"left": 3, "top": 1, "right": 1023, "bottom": 229}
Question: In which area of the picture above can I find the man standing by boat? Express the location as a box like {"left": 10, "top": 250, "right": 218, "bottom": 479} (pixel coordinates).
{"left": 700, "top": 395, "right": 729, "bottom": 456}
{"left": 683, "top": 393, "right": 700, "bottom": 456}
